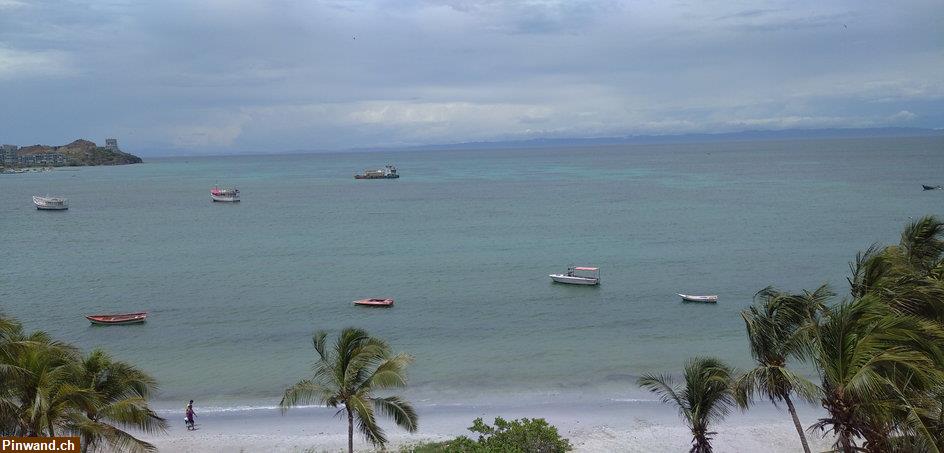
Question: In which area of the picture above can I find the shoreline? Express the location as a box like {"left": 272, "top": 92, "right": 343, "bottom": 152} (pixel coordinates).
{"left": 141, "top": 398, "right": 836, "bottom": 452}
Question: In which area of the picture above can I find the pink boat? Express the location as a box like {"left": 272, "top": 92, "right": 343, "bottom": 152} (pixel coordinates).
{"left": 353, "top": 298, "right": 394, "bottom": 308}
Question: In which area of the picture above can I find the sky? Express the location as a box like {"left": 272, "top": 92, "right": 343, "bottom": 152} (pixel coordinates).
{"left": 0, "top": 0, "right": 942, "bottom": 155}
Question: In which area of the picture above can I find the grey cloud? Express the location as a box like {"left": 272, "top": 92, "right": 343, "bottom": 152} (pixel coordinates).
{"left": 0, "top": 0, "right": 941, "bottom": 154}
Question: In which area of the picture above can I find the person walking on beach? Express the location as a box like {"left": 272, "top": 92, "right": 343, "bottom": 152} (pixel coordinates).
{"left": 185, "top": 400, "right": 196, "bottom": 430}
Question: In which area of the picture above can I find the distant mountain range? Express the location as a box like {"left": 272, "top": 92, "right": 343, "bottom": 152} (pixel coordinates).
{"left": 390, "top": 127, "right": 944, "bottom": 151}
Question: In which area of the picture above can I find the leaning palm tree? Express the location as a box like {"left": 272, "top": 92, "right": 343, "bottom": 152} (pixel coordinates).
{"left": 734, "top": 287, "right": 821, "bottom": 453}
{"left": 638, "top": 357, "right": 735, "bottom": 453}
{"left": 280, "top": 328, "right": 418, "bottom": 453}
{"left": 810, "top": 295, "right": 944, "bottom": 452}
{"left": 68, "top": 349, "right": 167, "bottom": 453}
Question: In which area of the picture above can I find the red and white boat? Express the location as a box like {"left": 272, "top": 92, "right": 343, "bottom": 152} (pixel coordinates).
{"left": 211, "top": 186, "right": 240, "bottom": 202}
{"left": 86, "top": 312, "right": 148, "bottom": 325}
{"left": 353, "top": 298, "right": 394, "bottom": 307}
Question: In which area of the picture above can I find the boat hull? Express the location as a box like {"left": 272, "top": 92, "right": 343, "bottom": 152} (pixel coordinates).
{"left": 86, "top": 312, "right": 148, "bottom": 325}
{"left": 549, "top": 274, "right": 599, "bottom": 285}
{"left": 353, "top": 298, "right": 394, "bottom": 307}
{"left": 210, "top": 195, "right": 240, "bottom": 202}
{"left": 354, "top": 175, "right": 399, "bottom": 179}
{"left": 678, "top": 294, "right": 718, "bottom": 303}
{"left": 33, "top": 196, "right": 68, "bottom": 210}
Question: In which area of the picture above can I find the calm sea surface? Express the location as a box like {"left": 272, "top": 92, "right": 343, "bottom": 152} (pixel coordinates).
{"left": 2, "top": 137, "right": 942, "bottom": 406}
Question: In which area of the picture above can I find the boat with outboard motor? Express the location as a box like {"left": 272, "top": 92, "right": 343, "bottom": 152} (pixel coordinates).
{"left": 550, "top": 266, "right": 600, "bottom": 285}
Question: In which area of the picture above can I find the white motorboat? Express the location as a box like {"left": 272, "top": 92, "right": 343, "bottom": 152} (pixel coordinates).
{"left": 211, "top": 186, "right": 240, "bottom": 202}
{"left": 33, "top": 195, "right": 68, "bottom": 210}
{"left": 550, "top": 266, "right": 600, "bottom": 285}
{"left": 678, "top": 293, "right": 718, "bottom": 303}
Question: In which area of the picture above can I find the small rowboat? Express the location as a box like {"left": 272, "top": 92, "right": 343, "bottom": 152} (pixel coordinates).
{"left": 678, "top": 294, "right": 719, "bottom": 303}
{"left": 86, "top": 312, "right": 148, "bottom": 325}
{"left": 353, "top": 298, "right": 394, "bottom": 307}
{"left": 922, "top": 184, "right": 943, "bottom": 191}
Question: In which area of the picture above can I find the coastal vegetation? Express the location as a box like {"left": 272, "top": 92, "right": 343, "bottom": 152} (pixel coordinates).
{"left": 0, "top": 314, "right": 166, "bottom": 452}
{"left": 401, "top": 417, "right": 572, "bottom": 452}
{"left": 638, "top": 357, "right": 735, "bottom": 453}
{"left": 280, "top": 328, "right": 418, "bottom": 453}
{"left": 642, "top": 215, "right": 944, "bottom": 453}
{"left": 733, "top": 286, "right": 824, "bottom": 453}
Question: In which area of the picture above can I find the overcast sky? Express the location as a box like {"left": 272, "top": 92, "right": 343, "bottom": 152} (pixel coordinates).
{"left": 1, "top": 0, "right": 941, "bottom": 155}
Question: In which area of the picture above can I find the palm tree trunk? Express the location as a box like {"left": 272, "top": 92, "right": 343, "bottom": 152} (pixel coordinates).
{"left": 347, "top": 406, "right": 354, "bottom": 453}
{"left": 783, "top": 394, "right": 811, "bottom": 453}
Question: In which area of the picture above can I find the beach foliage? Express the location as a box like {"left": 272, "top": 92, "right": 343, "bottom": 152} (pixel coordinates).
{"left": 400, "top": 417, "right": 571, "bottom": 452}
{"left": 747, "top": 215, "right": 944, "bottom": 452}
{"left": 733, "top": 286, "right": 824, "bottom": 453}
{"left": 638, "top": 357, "right": 735, "bottom": 453}
{"left": 0, "top": 314, "right": 167, "bottom": 452}
{"left": 280, "top": 327, "right": 417, "bottom": 453}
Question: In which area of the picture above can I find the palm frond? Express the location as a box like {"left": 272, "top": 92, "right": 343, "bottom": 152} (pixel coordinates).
{"left": 373, "top": 395, "right": 418, "bottom": 432}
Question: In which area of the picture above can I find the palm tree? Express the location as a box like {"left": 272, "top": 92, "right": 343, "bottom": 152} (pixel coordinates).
{"left": 898, "top": 216, "right": 944, "bottom": 274}
{"left": 0, "top": 314, "right": 166, "bottom": 452}
{"left": 69, "top": 349, "right": 167, "bottom": 453}
{"left": 0, "top": 321, "right": 84, "bottom": 437}
{"left": 810, "top": 295, "right": 944, "bottom": 452}
{"left": 638, "top": 357, "right": 735, "bottom": 453}
{"left": 734, "top": 287, "right": 822, "bottom": 453}
{"left": 280, "top": 328, "right": 418, "bottom": 453}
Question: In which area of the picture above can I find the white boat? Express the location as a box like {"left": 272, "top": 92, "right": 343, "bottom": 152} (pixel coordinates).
{"left": 210, "top": 186, "right": 240, "bottom": 202}
{"left": 33, "top": 195, "right": 68, "bottom": 210}
{"left": 678, "top": 293, "right": 718, "bottom": 303}
{"left": 550, "top": 266, "right": 600, "bottom": 285}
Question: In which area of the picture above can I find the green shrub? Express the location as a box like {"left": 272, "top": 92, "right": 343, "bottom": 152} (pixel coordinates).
{"left": 401, "top": 417, "right": 572, "bottom": 452}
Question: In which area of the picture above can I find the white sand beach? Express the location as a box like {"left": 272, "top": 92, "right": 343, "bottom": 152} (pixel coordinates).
{"left": 142, "top": 399, "right": 835, "bottom": 452}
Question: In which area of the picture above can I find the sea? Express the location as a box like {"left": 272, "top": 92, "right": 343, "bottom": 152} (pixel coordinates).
{"left": 2, "top": 136, "right": 942, "bottom": 411}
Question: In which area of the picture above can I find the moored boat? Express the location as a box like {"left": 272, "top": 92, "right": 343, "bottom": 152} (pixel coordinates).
{"left": 355, "top": 165, "right": 399, "bottom": 179}
{"left": 33, "top": 195, "right": 68, "bottom": 210}
{"left": 550, "top": 266, "right": 600, "bottom": 285}
{"left": 211, "top": 186, "right": 240, "bottom": 202}
{"left": 922, "top": 184, "right": 942, "bottom": 191}
{"left": 353, "top": 298, "right": 394, "bottom": 307}
{"left": 678, "top": 293, "right": 719, "bottom": 303}
{"left": 86, "top": 312, "right": 148, "bottom": 325}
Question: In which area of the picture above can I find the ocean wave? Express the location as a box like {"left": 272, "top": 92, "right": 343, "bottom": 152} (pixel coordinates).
{"left": 154, "top": 404, "right": 331, "bottom": 415}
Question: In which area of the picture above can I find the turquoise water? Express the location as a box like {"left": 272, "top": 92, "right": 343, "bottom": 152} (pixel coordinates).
{"left": 2, "top": 137, "right": 942, "bottom": 406}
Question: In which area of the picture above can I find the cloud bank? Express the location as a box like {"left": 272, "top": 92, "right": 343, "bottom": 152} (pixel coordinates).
{"left": 0, "top": 0, "right": 941, "bottom": 154}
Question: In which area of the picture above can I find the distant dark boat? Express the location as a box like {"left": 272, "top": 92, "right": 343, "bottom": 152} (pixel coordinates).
{"left": 922, "top": 184, "right": 942, "bottom": 191}
{"left": 355, "top": 165, "right": 399, "bottom": 179}
{"left": 86, "top": 312, "right": 148, "bottom": 325}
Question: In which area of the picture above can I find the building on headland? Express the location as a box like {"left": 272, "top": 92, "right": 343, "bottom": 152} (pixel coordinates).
{"left": 19, "top": 153, "right": 67, "bottom": 166}
{"left": 105, "top": 138, "right": 119, "bottom": 151}
{"left": 1, "top": 144, "right": 18, "bottom": 166}
{"left": 1, "top": 144, "right": 67, "bottom": 168}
